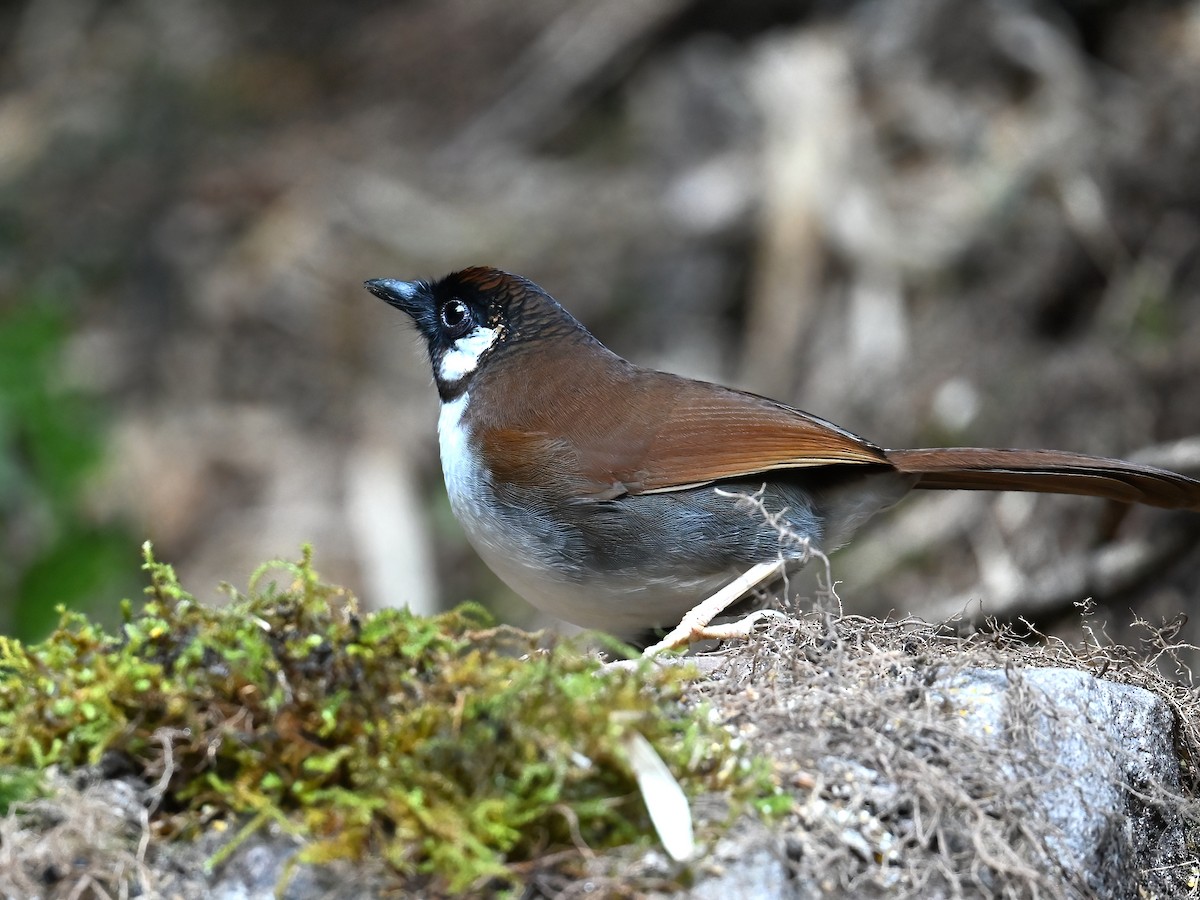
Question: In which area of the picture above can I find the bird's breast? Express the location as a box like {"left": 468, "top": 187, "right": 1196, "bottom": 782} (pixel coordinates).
{"left": 437, "top": 394, "right": 575, "bottom": 581}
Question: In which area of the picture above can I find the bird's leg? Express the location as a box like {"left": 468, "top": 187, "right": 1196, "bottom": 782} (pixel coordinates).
{"left": 642, "top": 560, "right": 786, "bottom": 656}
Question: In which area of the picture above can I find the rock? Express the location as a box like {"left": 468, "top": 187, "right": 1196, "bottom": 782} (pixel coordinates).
{"left": 936, "top": 666, "right": 1185, "bottom": 900}
{"left": 680, "top": 663, "right": 1188, "bottom": 899}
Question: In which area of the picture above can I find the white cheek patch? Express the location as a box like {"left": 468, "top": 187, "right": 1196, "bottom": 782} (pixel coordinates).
{"left": 438, "top": 327, "right": 501, "bottom": 382}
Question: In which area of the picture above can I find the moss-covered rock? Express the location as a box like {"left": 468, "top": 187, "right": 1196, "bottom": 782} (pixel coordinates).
{"left": 0, "top": 544, "right": 782, "bottom": 895}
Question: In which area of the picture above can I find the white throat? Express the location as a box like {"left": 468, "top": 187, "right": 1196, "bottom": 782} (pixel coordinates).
{"left": 437, "top": 393, "right": 473, "bottom": 499}
{"left": 438, "top": 327, "right": 501, "bottom": 383}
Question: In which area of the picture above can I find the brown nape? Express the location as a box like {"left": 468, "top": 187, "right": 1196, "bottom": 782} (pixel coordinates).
{"left": 885, "top": 447, "right": 1200, "bottom": 510}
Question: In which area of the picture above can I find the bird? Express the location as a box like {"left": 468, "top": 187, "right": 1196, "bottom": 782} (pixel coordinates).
{"left": 366, "top": 267, "right": 1200, "bottom": 644}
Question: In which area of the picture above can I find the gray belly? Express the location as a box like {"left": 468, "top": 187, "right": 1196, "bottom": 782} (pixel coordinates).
{"left": 445, "top": 464, "right": 910, "bottom": 640}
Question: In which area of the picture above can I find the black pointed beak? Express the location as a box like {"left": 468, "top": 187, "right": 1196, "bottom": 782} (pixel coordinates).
{"left": 364, "top": 278, "right": 424, "bottom": 316}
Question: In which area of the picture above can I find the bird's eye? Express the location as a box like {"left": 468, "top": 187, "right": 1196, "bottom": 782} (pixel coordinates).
{"left": 439, "top": 299, "right": 471, "bottom": 337}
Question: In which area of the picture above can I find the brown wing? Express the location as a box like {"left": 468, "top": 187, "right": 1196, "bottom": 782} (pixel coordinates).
{"left": 627, "top": 377, "right": 889, "bottom": 493}
{"left": 475, "top": 367, "right": 889, "bottom": 500}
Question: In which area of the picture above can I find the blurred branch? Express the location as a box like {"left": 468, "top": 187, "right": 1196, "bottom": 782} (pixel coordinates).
{"left": 926, "top": 513, "right": 1200, "bottom": 626}
{"left": 449, "top": 0, "right": 690, "bottom": 158}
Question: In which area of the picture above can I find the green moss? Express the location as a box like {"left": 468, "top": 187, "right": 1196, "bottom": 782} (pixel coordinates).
{"left": 0, "top": 544, "right": 782, "bottom": 893}
{"left": 0, "top": 766, "right": 45, "bottom": 813}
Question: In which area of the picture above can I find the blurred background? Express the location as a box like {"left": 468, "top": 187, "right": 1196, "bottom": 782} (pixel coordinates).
{"left": 2, "top": 0, "right": 1198, "bottom": 651}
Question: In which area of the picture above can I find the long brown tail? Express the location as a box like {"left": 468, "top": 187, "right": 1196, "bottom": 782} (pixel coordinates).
{"left": 885, "top": 447, "right": 1200, "bottom": 510}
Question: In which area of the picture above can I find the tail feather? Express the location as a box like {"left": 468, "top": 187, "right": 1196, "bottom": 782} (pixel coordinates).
{"left": 885, "top": 447, "right": 1200, "bottom": 511}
